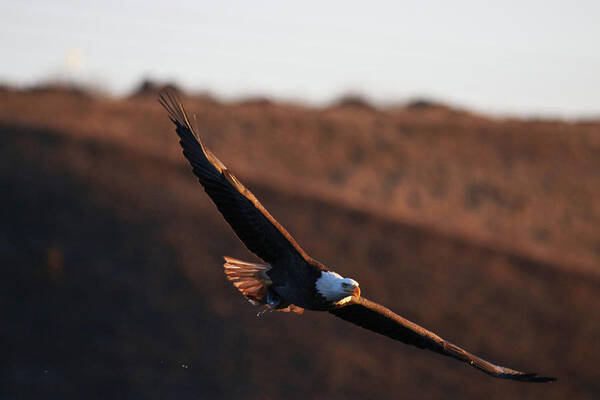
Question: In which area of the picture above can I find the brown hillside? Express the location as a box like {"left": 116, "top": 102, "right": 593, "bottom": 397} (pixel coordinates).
{"left": 1, "top": 88, "right": 599, "bottom": 399}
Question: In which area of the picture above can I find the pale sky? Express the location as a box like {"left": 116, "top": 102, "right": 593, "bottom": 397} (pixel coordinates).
{"left": 1, "top": 1, "right": 599, "bottom": 117}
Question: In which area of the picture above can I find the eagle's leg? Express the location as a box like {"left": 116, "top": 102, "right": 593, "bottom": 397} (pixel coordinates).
{"left": 266, "top": 290, "right": 282, "bottom": 308}
{"left": 256, "top": 290, "right": 282, "bottom": 317}
{"left": 256, "top": 307, "right": 271, "bottom": 317}
{"left": 267, "top": 290, "right": 304, "bottom": 314}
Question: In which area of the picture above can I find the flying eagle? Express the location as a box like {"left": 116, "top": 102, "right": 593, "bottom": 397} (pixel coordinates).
{"left": 159, "top": 91, "right": 555, "bottom": 382}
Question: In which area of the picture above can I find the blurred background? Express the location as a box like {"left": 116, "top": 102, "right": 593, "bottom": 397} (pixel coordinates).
{"left": 1, "top": 1, "right": 599, "bottom": 399}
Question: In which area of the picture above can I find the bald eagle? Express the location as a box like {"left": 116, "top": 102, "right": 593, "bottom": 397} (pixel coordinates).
{"left": 159, "top": 91, "right": 555, "bottom": 382}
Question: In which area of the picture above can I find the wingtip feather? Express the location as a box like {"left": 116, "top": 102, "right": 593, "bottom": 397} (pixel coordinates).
{"left": 496, "top": 371, "right": 556, "bottom": 382}
{"left": 158, "top": 89, "right": 194, "bottom": 132}
{"left": 515, "top": 373, "right": 557, "bottom": 383}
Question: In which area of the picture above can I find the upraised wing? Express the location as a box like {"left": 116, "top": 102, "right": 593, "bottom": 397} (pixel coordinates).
{"left": 159, "top": 91, "right": 319, "bottom": 267}
{"left": 330, "top": 296, "right": 556, "bottom": 382}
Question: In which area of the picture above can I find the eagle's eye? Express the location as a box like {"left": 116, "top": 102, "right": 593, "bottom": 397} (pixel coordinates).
{"left": 341, "top": 282, "right": 350, "bottom": 288}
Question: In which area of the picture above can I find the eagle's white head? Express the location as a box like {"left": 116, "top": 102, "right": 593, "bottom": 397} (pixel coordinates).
{"left": 315, "top": 271, "right": 360, "bottom": 302}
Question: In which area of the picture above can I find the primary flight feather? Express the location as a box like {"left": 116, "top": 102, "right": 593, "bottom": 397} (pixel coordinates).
{"left": 159, "top": 91, "right": 555, "bottom": 383}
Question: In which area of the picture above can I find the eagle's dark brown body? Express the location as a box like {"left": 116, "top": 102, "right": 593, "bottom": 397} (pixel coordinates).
{"left": 267, "top": 257, "right": 329, "bottom": 310}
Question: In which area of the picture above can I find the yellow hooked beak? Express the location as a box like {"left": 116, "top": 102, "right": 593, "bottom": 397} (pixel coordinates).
{"left": 352, "top": 286, "right": 361, "bottom": 297}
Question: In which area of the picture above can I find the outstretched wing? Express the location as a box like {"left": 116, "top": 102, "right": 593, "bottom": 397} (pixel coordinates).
{"left": 159, "top": 91, "right": 319, "bottom": 267}
{"left": 330, "top": 296, "right": 556, "bottom": 382}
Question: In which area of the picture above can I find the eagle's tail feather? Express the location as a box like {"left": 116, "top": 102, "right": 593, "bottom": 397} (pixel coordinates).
{"left": 222, "top": 257, "right": 304, "bottom": 315}
{"left": 223, "top": 256, "right": 271, "bottom": 305}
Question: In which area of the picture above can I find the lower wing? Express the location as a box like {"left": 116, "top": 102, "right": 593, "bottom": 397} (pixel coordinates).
{"left": 329, "top": 296, "right": 556, "bottom": 382}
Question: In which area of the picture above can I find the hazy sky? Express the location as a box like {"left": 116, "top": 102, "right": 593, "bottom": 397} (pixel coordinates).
{"left": 1, "top": 1, "right": 599, "bottom": 117}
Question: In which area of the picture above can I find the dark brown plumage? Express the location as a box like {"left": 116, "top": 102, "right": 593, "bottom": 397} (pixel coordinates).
{"left": 330, "top": 297, "right": 555, "bottom": 382}
{"left": 159, "top": 90, "right": 556, "bottom": 383}
{"left": 159, "top": 90, "right": 327, "bottom": 310}
{"left": 159, "top": 90, "right": 312, "bottom": 266}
